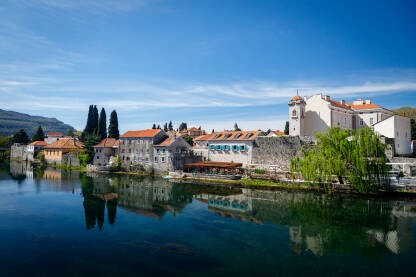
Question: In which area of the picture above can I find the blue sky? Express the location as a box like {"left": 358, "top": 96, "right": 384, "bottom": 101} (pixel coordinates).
{"left": 1, "top": 0, "right": 415, "bottom": 132}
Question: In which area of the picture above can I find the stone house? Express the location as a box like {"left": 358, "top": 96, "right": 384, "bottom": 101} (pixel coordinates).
{"left": 27, "top": 141, "right": 47, "bottom": 155}
{"left": 44, "top": 137, "right": 84, "bottom": 165}
{"left": 93, "top": 138, "right": 119, "bottom": 166}
{"left": 45, "top": 132, "right": 64, "bottom": 144}
{"left": 153, "top": 135, "right": 193, "bottom": 173}
{"left": 119, "top": 129, "right": 168, "bottom": 171}
{"left": 193, "top": 130, "right": 264, "bottom": 167}
{"left": 182, "top": 127, "right": 206, "bottom": 138}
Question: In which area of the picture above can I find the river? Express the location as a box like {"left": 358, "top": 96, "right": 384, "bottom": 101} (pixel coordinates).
{"left": 1, "top": 161, "right": 416, "bottom": 276}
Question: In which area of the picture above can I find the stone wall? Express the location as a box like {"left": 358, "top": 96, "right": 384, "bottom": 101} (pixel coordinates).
{"left": 10, "top": 143, "right": 33, "bottom": 162}
{"left": 62, "top": 153, "right": 80, "bottom": 167}
{"left": 251, "top": 136, "right": 312, "bottom": 171}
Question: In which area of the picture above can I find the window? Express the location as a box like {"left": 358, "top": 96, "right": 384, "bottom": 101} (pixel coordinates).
{"left": 162, "top": 157, "right": 165, "bottom": 162}
{"left": 146, "top": 148, "right": 149, "bottom": 153}
{"left": 128, "top": 149, "right": 131, "bottom": 153}
{"left": 232, "top": 145, "right": 238, "bottom": 151}
{"left": 292, "top": 110, "right": 297, "bottom": 117}
{"left": 157, "top": 149, "right": 160, "bottom": 154}
{"left": 145, "top": 157, "right": 149, "bottom": 161}
{"left": 245, "top": 133, "right": 253, "bottom": 139}
{"left": 234, "top": 133, "right": 242, "bottom": 139}
{"left": 96, "top": 156, "right": 99, "bottom": 159}
{"left": 240, "top": 145, "right": 246, "bottom": 151}
{"left": 224, "top": 133, "right": 232, "bottom": 139}
{"left": 214, "top": 134, "right": 222, "bottom": 139}
{"left": 162, "top": 149, "right": 166, "bottom": 154}
{"left": 370, "top": 118, "right": 374, "bottom": 125}
{"left": 360, "top": 119, "right": 363, "bottom": 126}
{"left": 154, "top": 157, "right": 158, "bottom": 162}
{"left": 397, "top": 131, "right": 399, "bottom": 137}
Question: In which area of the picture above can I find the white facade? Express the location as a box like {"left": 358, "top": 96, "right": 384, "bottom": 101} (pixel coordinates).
{"left": 373, "top": 115, "right": 412, "bottom": 155}
{"left": 289, "top": 94, "right": 393, "bottom": 137}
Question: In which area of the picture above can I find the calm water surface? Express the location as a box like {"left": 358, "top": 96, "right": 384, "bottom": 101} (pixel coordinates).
{"left": 1, "top": 161, "right": 416, "bottom": 276}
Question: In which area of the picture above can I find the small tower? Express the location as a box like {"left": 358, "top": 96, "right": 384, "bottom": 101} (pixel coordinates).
{"left": 288, "top": 93, "right": 306, "bottom": 136}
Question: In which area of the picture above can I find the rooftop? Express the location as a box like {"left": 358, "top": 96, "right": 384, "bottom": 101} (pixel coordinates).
{"left": 44, "top": 138, "right": 84, "bottom": 149}
{"left": 29, "top": 141, "right": 47, "bottom": 146}
{"left": 194, "top": 130, "right": 262, "bottom": 141}
{"left": 120, "top": 129, "right": 161, "bottom": 138}
{"left": 94, "top": 138, "right": 119, "bottom": 148}
{"left": 346, "top": 103, "right": 383, "bottom": 110}
{"left": 47, "top": 132, "right": 63, "bottom": 137}
{"left": 154, "top": 136, "right": 175, "bottom": 147}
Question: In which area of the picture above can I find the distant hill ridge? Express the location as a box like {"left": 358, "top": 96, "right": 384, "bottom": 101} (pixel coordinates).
{"left": 0, "top": 109, "right": 76, "bottom": 137}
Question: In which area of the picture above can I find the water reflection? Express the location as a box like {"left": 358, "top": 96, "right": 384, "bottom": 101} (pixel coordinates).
{"left": 8, "top": 162, "right": 416, "bottom": 258}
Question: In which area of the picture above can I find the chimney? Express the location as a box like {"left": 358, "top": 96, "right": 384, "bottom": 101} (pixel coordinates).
{"left": 325, "top": 95, "right": 330, "bottom": 101}
{"left": 402, "top": 112, "right": 405, "bottom": 117}
{"left": 365, "top": 99, "right": 371, "bottom": 104}
{"left": 303, "top": 96, "right": 307, "bottom": 101}
{"left": 173, "top": 133, "right": 177, "bottom": 140}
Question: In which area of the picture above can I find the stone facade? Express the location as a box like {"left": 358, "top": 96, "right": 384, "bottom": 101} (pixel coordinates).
{"left": 251, "top": 136, "right": 311, "bottom": 171}
{"left": 10, "top": 143, "right": 33, "bottom": 162}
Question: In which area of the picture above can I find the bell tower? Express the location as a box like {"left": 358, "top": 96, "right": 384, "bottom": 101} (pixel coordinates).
{"left": 288, "top": 92, "right": 306, "bottom": 136}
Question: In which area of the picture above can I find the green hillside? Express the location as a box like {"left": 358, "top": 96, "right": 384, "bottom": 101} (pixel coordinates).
{"left": 0, "top": 109, "right": 76, "bottom": 137}
{"left": 392, "top": 106, "right": 416, "bottom": 118}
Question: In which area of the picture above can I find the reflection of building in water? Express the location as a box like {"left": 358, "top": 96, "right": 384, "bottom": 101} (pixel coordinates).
{"left": 9, "top": 160, "right": 32, "bottom": 180}
{"left": 43, "top": 168, "right": 62, "bottom": 183}
{"left": 196, "top": 187, "right": 416, "bottom": 257}
{"left": 117, "top": 176, "right": 192, "bottom": 219}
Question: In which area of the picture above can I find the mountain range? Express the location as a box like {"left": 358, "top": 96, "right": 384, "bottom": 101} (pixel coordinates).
{"left": 0, "top": 109, "right": 76, "bottom": 137}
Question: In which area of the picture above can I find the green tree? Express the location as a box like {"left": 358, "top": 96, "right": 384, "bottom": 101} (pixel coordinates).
{"left": 179, "top": 122, "right": 187, "bottom": 131}
{"left": 182, "top": 136, "right": 194, "bottom": 146}
{"left": 83, "top": 134, "right": 102, "bottom": 164}
{"left": 31, "top": 125, "right": 45, "bottom": 142}
{"left": 411, "top": 118, "right": 416, "bottom": 140}
{"left": 163, "top": 123, "right": 168, "bottom": 132}
{"left": 157, "top": 124, "right": 160, "bottom": 129}
{"left": 152, "top": 123, "right": 157, "bottom": 129}
{"left": 108, "top": 110, "right": 120, "bottom": 139}
{"left": 92, "top": 105, "right": 99, "bottom": 134}
{"left": 290, "top": 127, "right": 390, "bottom": 193}
{"left": 234, "top": 122, "right": 241, "bottom": 131}
{"left": 97, "top": 108, "right": 107, "bottom": 140}
{"left": 12, "top": 129, "right": 29, "bottom": 144}
{"left": 284, "top": 121, "right": 289, "bottom": 135}
{"left": 67, "top": 129, "right": 75, "bottom": 137}
{"left": 168, "top": 121, "right": 173, "bottom": 131}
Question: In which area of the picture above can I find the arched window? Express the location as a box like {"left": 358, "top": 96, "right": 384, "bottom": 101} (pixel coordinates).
{"left": 292, "top": 110, "right": 297, "bottom": 117}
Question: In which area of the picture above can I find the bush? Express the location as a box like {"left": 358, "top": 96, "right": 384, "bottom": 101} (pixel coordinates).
{"left": 253, "top": 168, "right": 266, "bottom": 174}
{"left": 78, "top": 154, "right": 88, "bottom": 167}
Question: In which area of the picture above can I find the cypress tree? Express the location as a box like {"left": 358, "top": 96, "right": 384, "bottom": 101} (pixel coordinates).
{"left": 92, "top": 105, "right": 99, "bottom": 134}
{"left": 97, "top": 108, "right": 107, "bottom": 140}
{"left": 411, "top": 119, "right": 416, "bottom": 140}
{"left": 157, "top": 124, "right": 160, "bottom": 129}
{"left": 13, "top": 129, "right": 29, "bottom": 144}
{"left": 284, "top": 121, "right": 289, "bottom": 135}
{"left": 234, "top": 122, "right": 241, "bottom": 131}
{"left": 67, "top": 129, "right": 74, "bottom": 137}
{"left": 82, "top": 105, "right": 94, "bottom": 140}
{"left": 108, "top": 110, "right": 120, "bottom": 139}
{"left": 163, "top": 123, "right": 168, "bottom": 132}
{"left": 168, "top": 121, "right": 173, "bottom": 131}
{"left": 152, "top": 123, "right": 156, "bottom": 129}
{"left": 31, "top": 126, "right": 45, "bottom": 142}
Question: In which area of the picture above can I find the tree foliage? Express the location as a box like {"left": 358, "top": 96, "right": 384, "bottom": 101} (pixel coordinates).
{"left": 284, "top": 121, "right": 289, "bottom": 135}
{"left": 168, "top": 121, "right": 173, "bottom": 131}
{"left": 182, "top": 136, "right": 194, "bottom": 146}
{"left": 411, "top": 118, "right": 416, "bottom": 140}
{"left": 12, "top": 129, "right": 29, "bottom": 144}
{"left": 290, "top": 127, "right": 390, "bottom": 193}
{"left": 152, "top": 123, "right": 157, "bottom": 129}
{"left": 97, "top": 108, "right": 107, "bottom": 140}
{"left": 163, "top": 123, "right": 168, "bottom": 132}
{"left": 31, "top": 125, "right": 45, "bottom": 142}
{"left": 83, "top": 134, "right": 102, "bottom": 164}
{"left": 108, "top": 110, "right": 120, "bottom": 139}
{"left": 178, "top": 122, "right": 188, "bottom": 131}
{"left": 67, "top": 129, "right": 74, "bottom": 137}
{"left": 234, "top": 122, "right": 241, "bottom": 131}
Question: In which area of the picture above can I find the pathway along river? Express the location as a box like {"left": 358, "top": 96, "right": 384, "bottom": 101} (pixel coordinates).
{"left": 1, "top": 161, "right": 416, "bottom": 276}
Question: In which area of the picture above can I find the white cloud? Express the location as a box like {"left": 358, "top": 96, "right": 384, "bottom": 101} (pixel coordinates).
{"left": 26, "top": 0, "right": 147, "bottom": 12}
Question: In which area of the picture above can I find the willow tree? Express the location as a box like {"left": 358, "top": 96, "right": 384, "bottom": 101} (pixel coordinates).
{"left": 290, "top": 127, "right": 390, "bottom": 193}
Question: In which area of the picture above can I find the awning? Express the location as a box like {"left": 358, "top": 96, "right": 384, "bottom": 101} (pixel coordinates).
{"left": 184, "top": 161, "right": 243, "bottom": 168}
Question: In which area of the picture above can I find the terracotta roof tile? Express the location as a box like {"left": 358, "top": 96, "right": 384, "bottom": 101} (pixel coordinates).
{"left": 47, "top": 132, "right": 63, "bottom": 136}
{"left": 187, "top": 127, "right": 200, "bottom": 131}
{"left": 44, "top": 138, "right": 84, "bottom": 149}
{"left": 346, "top": 103, "right": 383, "bottom": 110}
{"left": 194, "top": 130, "right": 262, "bottom": 141}
{"left": 29, "top": 141, "right": 47, "bottom": 146}
{"left": 272, "top": 130, "right": 285, "bottom": 136}
{"left": 154, "top": 136, "right": 175, "bottom": 147}
{"left": 120, "top": 129, "right": 161, "bottom": 138}
{"left": 94, "top": 138, "right": 119, "bottom": 148}
{"left": 290, "top": 95, "right": 303, "bottom": 101}
{"left": 327, "top": 100, "right": 352, "bottom": 110}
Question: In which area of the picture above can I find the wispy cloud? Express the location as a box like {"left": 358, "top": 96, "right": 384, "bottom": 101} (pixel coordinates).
{"left": 22, "top": 0, "right": 148, "bottom": 12}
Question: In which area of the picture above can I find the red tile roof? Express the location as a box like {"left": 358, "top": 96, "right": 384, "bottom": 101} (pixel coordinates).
{"left": 44, "top": 138, "right": 84, "bottom": 149}
{"left": 120, "top": 129, "right": 161, "bottom": 138}
{"left": 29, "top": 141, "right": 47, "bottom": 146}
{"left": 327, "top": 100, "right": 352, "bottom": 110}
{"left": 94, "top": 138, "right": 119, "bottom": 148}
{"left": 272, "top": 130, "right": 285, "bottom": 136}
{"left": 187, "top": 127, "right": 201, "bottom": 132}
{"left": 346, "top": 103, "right": 382, "bottom": 110}
{"left": 47, "top": 132, "right": 63, "bottom": 136}
{"left": 194, "top": 130, "right": 262, "bottom": 141}
{"left": 154, "top": 136, "right": 175, "bottom": 147}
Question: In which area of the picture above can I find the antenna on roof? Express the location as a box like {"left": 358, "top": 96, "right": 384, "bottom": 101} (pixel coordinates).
{"left": 296, "top": 89, "right": 299, "bottom": 96}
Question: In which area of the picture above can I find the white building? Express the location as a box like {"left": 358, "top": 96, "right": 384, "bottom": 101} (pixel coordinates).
{"left": 45, "top": 132, "right": 64, "bottom": 144}
{"left": 288, "top": 93, "right": 412, "bottom": 155}
{"left": 194, "top": 130, "right": 264, "bottom": 167}
{"left": 373, "top": 115, "right": 412, "bottom": 155}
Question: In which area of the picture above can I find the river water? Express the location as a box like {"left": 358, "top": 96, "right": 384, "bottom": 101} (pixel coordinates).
{"left": 1, "top": 161, "right": 416, "bottom": 276}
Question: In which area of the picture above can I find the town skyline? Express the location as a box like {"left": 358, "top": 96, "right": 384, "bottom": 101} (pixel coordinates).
{"left": 1, "top": 0, "right": 415, "bottom": 132}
